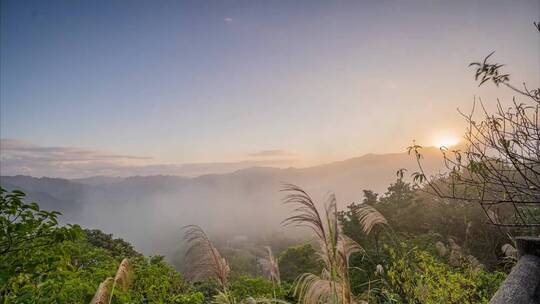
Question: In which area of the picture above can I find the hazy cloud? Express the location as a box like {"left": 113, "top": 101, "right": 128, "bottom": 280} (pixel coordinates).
{"left": 1, "top": 139, "right": 152, "bottom": 161}
{"left": 0, "top": 139, "right": 295, "bottom": 178}
{"left": 248, "top": 149, "right": 296, "bottom": 158}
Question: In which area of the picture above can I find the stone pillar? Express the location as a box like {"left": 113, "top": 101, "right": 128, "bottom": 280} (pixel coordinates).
{"left": 490, "top": 237, "right": 540, "bottom": 304}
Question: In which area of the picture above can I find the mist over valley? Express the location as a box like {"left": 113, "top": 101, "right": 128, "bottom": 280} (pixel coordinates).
{"left": 1, "top": 148, "right": 443, "bottom": 258}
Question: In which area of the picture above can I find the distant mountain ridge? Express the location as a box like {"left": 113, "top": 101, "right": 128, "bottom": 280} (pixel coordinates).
{"left": 0, "top": 148, "right": 444, "bottom": 256}
{"left": 70, "top": 175, "right": 126, "bottom": 186}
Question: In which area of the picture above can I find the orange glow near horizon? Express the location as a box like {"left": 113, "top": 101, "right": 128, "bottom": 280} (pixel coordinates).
{"left": 432, "top": 131, "right": 460, "bottom": 148}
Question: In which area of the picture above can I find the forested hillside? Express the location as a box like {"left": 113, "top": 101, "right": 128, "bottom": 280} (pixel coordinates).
{"left": 0, "top": 175, "right": 510, "bottom": 303}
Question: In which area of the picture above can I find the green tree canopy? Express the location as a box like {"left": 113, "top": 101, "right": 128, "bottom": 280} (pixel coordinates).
{"left": 278, "top": 243, "right": 322, "bottom": 283}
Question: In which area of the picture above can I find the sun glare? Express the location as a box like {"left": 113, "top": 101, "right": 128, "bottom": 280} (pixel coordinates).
{"left": 433, "top": 132, "right": 460, "bottom": 148}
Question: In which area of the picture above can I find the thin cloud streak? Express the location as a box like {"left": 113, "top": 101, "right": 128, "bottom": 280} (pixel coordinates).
{"left": 1, "top": 139, "right": 152, "bottom": 161}
{"left": 0, "top": 139, "right": 297, "bottom": 178}
{"left": 248, "top": 149, "right": 297, "bottom": 157}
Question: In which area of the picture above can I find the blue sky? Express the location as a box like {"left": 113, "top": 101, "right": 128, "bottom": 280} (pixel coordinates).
{"left": 1, "top": 0, "right": 539, "bottom": 177}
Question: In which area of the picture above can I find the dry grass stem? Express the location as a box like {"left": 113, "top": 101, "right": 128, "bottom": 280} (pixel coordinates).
{"left": 355, "top": 204, "right": 388, "bottom": 235}
{"left": 183, "top": 225, "right": 231, "bottom": 289}
{"left": 90, "top": 277, "right": 114, "bottom": 304}
{"left": 114, "top": 258, "right": 131, "bottom": 290}
{"left": 259, "top": 246, "right": 281, "bottom": 285}
{"left": 282, "top": 184, "right": 364, "bottom": 304}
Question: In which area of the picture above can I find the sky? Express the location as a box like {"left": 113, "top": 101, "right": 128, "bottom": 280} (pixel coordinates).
{"left": 1, "top": 0, "right": 539, "bottom": 178}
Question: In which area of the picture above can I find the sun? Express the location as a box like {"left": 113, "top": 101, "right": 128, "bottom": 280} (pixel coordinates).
{"left": 433, "top": 132, "right": 460, "bottom": 148}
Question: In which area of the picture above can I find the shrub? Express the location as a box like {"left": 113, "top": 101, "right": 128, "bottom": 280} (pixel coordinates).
{"left": 385, "top": 245, "right": 506, "bottom": 304}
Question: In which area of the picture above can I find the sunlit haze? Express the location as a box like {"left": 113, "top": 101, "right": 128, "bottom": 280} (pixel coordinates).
{"left": 1, "top": 3, "right": 539, "bottom": 300}
{"left": 431, "top": 129, "right": 461, "bottom": 148}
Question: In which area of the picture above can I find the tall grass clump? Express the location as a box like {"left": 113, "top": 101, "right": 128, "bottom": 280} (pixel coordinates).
{"left": 282, "top": 184, "right": 367, "bottom": 304}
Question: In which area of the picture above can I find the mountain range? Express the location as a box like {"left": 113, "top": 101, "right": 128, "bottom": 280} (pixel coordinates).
{"left": 0, "top": 147, "right": 445, "bottom": 256}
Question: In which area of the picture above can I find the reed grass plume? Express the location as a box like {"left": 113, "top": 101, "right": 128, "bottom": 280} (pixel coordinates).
{"left": 259, "top": 246, "right": 281, "bottom": 285}
{"left": 183, "top": 225, "right": 231, "bottom": 289}
{"left": 114, "top": 258, "right": 131, "bottom": 290}
{"left": 90, "top": 258, "right": 132, "bottom": 304}
{"left": 90, "top": 277, "right": 114, "bottom": 304}
{"left": 281, "top": 184, "right": 364, "bottom": 304}
{"left": 354, "top": 203, "right": 388, "bottom": 235}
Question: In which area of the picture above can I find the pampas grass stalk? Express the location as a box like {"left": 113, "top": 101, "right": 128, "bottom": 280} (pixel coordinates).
{"left": 90, "top": 258, "right": 131, "bottom": 304}
{"left": 182, "top": 225, "right": 230, "bottom": 290}
{"left": 114, "top": 258, "right": 131, "bottom": 288}
{"left": 282, "top": 184, "right": 364, "bottom": 304}
{"left": 109, "top": 258, "right": 131, "bottom": 303}
{"left": 91, "top": 277, "right": 114, "bottom": 304}
{"left": 355, "top": 204, "right": 388, "bottom": 235}
{"left": 259, "top": 246, "right": 281, "bottom": 286}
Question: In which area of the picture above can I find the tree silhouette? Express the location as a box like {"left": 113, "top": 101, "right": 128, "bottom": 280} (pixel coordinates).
{"left": 408, "top": 22, "right": 539, "bottom": 232}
